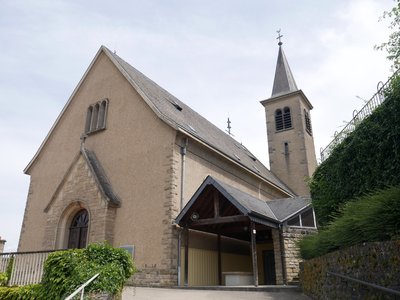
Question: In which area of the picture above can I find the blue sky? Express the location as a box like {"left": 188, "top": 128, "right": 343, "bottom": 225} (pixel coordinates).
{"left": 0, "top": 0, "right": 393, "bottom": 251}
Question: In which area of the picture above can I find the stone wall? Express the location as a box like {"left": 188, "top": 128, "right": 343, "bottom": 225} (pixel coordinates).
{"left": 300, "top": 240, "right": 400, "bottom": 299}
{"left": 283, "top": 227, "right": 316, "bottom": 283}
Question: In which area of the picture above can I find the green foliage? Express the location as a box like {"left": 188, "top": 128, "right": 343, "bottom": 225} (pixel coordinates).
{"left": 311, "top": 76, "right": 400, "bottom": 226}
{"left": 0, "top": 272, "right": 8, "bottom": 286}
{"left": 0, "top": 284, "right": 41, "bottom": 300}
{"left": 6, "top": 255, "right": 14, "bottom": 286}
{"left": 375, "top": 0, "right": 400, "bottom": 70}
{"left": 40, "top": 243, "right": 135, "bottom": 299}
{"left": 299, "top": 186, "right": 400, "bottom": 259}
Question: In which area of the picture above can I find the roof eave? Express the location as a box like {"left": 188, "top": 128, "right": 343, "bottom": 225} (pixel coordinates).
{"left": 260, "top": 89, "right": 313, "bottom": 110}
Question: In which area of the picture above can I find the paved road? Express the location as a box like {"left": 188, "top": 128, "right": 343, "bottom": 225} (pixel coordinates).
{"left": 122, "top": 287, "right": 311, "bottom": 300}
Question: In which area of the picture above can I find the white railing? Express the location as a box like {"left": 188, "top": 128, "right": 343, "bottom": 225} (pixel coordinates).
{"left": 0, "top": 250, "right": 57, "bottom": 286}
{"left": 65, "top": 273, "right": 99, "bottom": 300}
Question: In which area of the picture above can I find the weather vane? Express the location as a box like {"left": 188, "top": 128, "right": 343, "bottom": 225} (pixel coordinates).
{"left": 276, "top": 29, "right": 283, "bottom": 46}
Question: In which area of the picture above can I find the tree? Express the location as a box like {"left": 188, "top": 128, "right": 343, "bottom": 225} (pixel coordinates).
{"left": 375, "top": 0, "right": 400, "bottom": 70}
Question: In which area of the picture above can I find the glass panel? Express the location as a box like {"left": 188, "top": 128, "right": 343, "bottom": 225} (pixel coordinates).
{"left": 287, "top": 216, "right": 300, "bottom": 226}
{"left": 301, "top": 209, "right": 315, "bottom": 227}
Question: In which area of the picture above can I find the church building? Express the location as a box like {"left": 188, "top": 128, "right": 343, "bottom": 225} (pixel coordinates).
{"left": 18, "top": 41, "right": 317, "bottom": 286}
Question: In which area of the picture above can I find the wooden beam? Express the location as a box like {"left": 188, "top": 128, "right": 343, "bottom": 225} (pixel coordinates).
{"left": 213, "top": 190, "right": 220, "bottom": 218}
{"left": 191, "top": 215, "right": 248, "bottom": 226}
{"left": 251, "top": 222, "right": 259, "bottom": 287}
{"left": 184, "top": 228, "right": 189, "bottom": 287}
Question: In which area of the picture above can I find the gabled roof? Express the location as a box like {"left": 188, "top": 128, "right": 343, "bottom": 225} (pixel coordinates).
{"left": 271, "top": 45, "right": 298, "bottom": 97}
{"left": 24, "top": 45, "right": 292, "bottom": 196}
{"left": 44, "top": 148, "right": 120, "bottom": 212}
{"left": 176, "top": 176, "right": 310, "bottom": 228}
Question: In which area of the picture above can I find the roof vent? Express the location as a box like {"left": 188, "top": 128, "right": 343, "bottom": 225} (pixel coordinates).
{"left": 253, "top": 165, "right": 261, "bottom": 173}
{"left": 234, "top": 153, "right": 241, "bottom": 161}
{"left": 168, "top": 99, "right": 183, "bottom": 111}
{"left": 188, "top": 124, "right": 196, "bottom": 132}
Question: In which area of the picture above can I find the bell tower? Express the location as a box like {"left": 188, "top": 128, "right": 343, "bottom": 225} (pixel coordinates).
{"left": 261, "top": 37, "right": 317, "bottom": 196}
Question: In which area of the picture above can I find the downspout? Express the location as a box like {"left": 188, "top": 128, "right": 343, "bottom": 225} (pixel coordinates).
{"left": 177, "top": 137, "right": 188, "bottom": 286}
{"left": 279, "top": 224, "right": 288, "bottom": 285}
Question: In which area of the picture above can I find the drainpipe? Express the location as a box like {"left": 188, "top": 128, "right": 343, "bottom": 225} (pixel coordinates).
{"left": 279, "top": 224, "right": 288, "bottom": 285}
{"left": 180, "top": 138, "right": 188, "bottom": 211}
{"left": 177, "top": 137, "right": 188, "bottom": 286}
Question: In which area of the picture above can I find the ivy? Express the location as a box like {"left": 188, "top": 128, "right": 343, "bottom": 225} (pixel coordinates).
{"left": 311, "top": 75, "right": 400, "bottom": 226}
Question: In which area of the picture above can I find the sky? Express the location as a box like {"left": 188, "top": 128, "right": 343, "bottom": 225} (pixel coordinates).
{"left": 0, "top": 0, "right": 394, "bottom": 252}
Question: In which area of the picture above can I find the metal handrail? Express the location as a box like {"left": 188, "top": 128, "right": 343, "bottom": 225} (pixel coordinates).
{"left": 65, "top": 273, "right": 100, "bottom": 300}
{"left": 320, "top": 70, "right": 399, "bottom": 162}
{"left": 327, "top": 271, "right": 400, "bottom": 296}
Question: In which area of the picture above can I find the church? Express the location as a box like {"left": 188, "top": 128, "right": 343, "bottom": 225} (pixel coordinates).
{"left": 18, "top": 41, "right": 317, "bottom": 287}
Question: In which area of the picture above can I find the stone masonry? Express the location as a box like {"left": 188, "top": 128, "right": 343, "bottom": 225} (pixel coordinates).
{"left": 282, "top": 227, "right": 316, "bottom": 283}
{"left": 42, "top": 153, "right": 117, "bottom": 250}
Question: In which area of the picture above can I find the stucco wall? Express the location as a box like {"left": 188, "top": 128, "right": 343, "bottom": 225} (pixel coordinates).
{"left": 299, "top": 240, "right": 400, "bottom": 299}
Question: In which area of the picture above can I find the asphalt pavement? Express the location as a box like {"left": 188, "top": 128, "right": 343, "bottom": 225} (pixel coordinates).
{"left": 121, "top": 286, "right": 311, "bottom": 300}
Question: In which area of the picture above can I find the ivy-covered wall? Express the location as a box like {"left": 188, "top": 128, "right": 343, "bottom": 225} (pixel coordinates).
{"left": 311, "top": 76, "right": 400, "bottom": 226}
{"left": 299, "top": 240, "right": 400, "bottom": 299}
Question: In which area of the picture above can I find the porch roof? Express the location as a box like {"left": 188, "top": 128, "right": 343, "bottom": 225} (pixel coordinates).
{"left": 176, "top": 176, "right": 311, "bottom": 231}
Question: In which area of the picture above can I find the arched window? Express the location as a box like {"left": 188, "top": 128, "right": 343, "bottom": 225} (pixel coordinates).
{"left": 68, "top": 209, "right": 89, "bottom": 249}
{"left": 304, "top": 109, "right": 312, "bottom": 135}
{"left": 283, "top": 107, "right": 292, "bottom": 129}
{"left": 85, "top": 99, "right": 109, "bottom": 134}
{"left": 275, "top": 109, "right": 283, "bottom": 131}
{"left": 85, "top": 106, "right": 93, "bottom": 133}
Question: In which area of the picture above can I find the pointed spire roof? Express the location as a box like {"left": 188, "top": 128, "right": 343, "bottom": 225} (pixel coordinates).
{"left": 271, "top": 44, "right": 298, "bottom": 97}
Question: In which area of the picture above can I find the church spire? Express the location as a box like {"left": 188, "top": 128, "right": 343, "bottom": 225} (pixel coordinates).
{"left": 271, "top": 31, "right": 298, "bottom": 97}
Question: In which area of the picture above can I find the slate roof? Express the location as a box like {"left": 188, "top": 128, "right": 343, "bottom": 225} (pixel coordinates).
{"left": 271, "top": 45, "right": 298, "bottom": 97}
{"left": 102, "top": 46, "right": 292, "bottom": 195}
{"left": 176, "top": 176, "right": 311, "bottom": 227}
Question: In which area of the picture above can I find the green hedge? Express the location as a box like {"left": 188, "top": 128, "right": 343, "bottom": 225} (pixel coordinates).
{"left": 311, "top": 75, "right": 400, "bottom": 226}
{"left": 299, "top": 186, "right": 400, "bottom": 259}
{"left": 0, "top": 243, "right": 135, "bottom": 300}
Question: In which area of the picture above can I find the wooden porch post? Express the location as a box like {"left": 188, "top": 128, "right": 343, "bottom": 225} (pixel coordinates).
{"left": 217, "top": 233, "right": 222, "bottom": 285}
{"left": 184, "top": 227, "right": 189, "bottom": 287}
{"left": 250, "top": 221, "right": 259, "bottom": 287}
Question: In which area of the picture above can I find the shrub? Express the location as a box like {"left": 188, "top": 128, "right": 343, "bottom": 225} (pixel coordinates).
{"left": 40, "top": 243, "right": 135, "bottom": 299}
{"left": 0, "top": 272, "right": 7, "bottom": 286}
{"left": 299, "top": 186, "right": 400, "bottom": 259}
{"left": 0, "top": 284, "right": 41, "bottom": 300}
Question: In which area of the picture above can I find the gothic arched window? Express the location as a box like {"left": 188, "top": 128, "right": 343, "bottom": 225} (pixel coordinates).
{"left": 68, "top": 209, "right": 89, "bottom": 249}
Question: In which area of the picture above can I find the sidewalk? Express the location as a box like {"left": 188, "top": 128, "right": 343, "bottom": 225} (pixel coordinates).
{"left": 122, "top": 286, "right": 311, "bottom": 300}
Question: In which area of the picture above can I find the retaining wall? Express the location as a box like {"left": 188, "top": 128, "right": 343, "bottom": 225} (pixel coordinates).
{"left": 299, "top": 240, "right": 400, "bottom": 299}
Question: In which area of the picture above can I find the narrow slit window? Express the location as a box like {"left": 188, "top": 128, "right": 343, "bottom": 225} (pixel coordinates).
{"left": 284, "top": 142, "right": 289, "bottom": 156}
{"left": 304, "top": 109, "right": 312, "bottom": 135}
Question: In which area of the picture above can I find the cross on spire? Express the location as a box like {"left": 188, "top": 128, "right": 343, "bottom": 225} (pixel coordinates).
{"left": 276, "top": 29, "right": 283, "bottom": 46}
